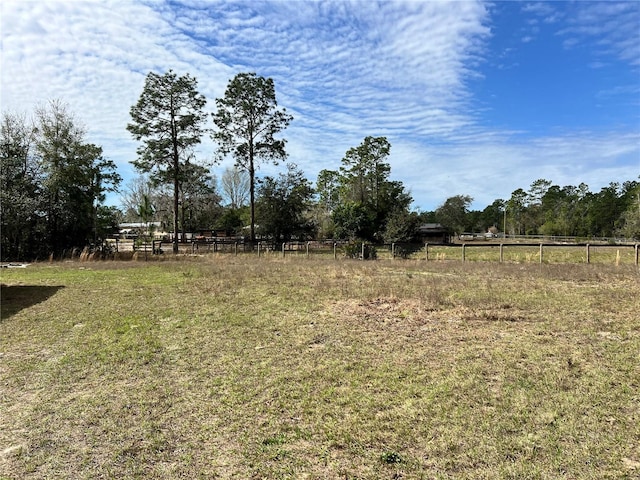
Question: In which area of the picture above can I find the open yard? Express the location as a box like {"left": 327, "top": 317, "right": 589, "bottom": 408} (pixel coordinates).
{"left": 1, "top": 256, "right": 639, "bottom": 479}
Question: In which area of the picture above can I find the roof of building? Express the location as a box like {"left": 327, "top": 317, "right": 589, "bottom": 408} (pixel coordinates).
{"left": 119, "top": 222, "right": 162, "bottom": 228}
{"left": 418, "top": 223, "right": 446, "bottom": 231}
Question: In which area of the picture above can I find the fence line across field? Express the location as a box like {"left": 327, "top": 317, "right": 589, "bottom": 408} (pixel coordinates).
{"left": 106, "top": 238, "right": 640, "bottom": 266}
{"left": 424, "top": 242, "right": 639, "bottom": 266}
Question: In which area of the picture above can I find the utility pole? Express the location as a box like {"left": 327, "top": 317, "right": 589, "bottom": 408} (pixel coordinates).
{"left": 503, "top": 206, "right": 507, "bottom": 239}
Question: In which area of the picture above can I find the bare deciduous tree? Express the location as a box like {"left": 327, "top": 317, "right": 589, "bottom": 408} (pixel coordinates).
{"left": 220, "top": 165, "right": 249, "bottom": 209}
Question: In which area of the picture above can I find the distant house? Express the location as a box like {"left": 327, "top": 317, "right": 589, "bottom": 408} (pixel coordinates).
{"left": 118, "top": 222, "right": 164, "bottom": 239}
{"left": 416, "top": 223, "right": 449, "bottom": 244}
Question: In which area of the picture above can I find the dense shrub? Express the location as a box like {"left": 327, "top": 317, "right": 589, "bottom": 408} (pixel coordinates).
{"left": 343, "top": 242, "right": 377, "bottom": 260}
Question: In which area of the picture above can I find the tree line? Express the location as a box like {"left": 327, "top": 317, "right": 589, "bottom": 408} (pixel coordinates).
{"left": 2, "top": 70, "right": 639, "bottom": 261}
{"left": 1, "top": 101, "right": 120, "bottom": 260}
{"left": 432, "top": 178, "right": 639, "bottom": 240}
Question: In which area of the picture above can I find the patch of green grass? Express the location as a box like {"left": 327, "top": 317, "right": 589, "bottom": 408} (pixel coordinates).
{"left": 1, "top": 257, "right": 639, "bottom": 479}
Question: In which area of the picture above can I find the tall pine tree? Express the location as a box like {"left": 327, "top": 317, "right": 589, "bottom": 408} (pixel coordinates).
{"left": 212, "top": 73, "right": 292, "bottom": 242}
{"left": 128, "top": 70, "right": 208, "bottom": 253}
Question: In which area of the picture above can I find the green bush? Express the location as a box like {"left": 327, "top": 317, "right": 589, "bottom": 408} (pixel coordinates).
{"left": 343, "top": 242, "right": 377, "bottom": 260}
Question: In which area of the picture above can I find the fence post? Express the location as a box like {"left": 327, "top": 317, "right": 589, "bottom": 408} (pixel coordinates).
{"left": 586, "top": 243, "right": 590, "bottom": 264}
{"left": 334, "top": 242, "right": 337, "bottom": 260}
{"left": 462, "top": 244, "right": 466, "bottom": 262}
{"left": 500, "top": 243, "right": 504, "bottom": 263}
{"left": 539, "top": 243, "right": 544, "bottom": 264}
{"left": 635, "top": 243, "right": 639, "bottom": 266}
{"left": 257, "top": 242, "right": 261, "bottom": 257}
{"left": 361, "top": 242, "right": 365, "bottom": 260}
{"left": 306, "top": 242, "right": 310, "bottom": 258}
{"left": 392, "top": 242, "right": 395, "bottom": 259}
{"left": 282, "top": 242, "right": 286, "bottom": 258}
{"left": 425, "top": 243, "right": 429, "bottom": 261}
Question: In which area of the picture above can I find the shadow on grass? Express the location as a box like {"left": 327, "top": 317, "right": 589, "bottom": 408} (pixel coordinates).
{"left": 0, "top": 285, "right": 65, "bottom": 320}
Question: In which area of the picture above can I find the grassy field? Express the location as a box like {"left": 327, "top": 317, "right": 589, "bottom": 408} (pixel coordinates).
{"left": 1, "top": 256, "right": 639, "bottom": 479}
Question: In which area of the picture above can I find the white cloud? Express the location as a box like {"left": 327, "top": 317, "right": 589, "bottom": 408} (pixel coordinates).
{"left": 522, "top": 2, "right": 555, "bottom": 16}
{"left": 1, "top": 0, "right": 231, "bottom": 165}
{"left": 557, "top": 1, "right": 640, "bottom": 66}
{"left": 395, "top": 131, "right": 640, "bottom": 210}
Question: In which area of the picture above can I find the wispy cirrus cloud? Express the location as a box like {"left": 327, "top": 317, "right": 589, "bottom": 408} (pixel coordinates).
{"left": 178, "top": 1, "right": 491, "bottom": 133}
{"left": 551, "top": 1, "right": 640, "bottom": 66}
{"left": 2, "top": 0, "right": 232, "bottom": 166}
{"left": 163, "top": 1, "right": 493, "bottom": 177}
{"left": 396, "top": 130, "right": 640, "bottom": 210}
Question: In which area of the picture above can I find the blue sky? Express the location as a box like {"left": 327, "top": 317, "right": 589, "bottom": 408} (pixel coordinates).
{"left": 1, "top": 0, "right": 639, "bottom": 211}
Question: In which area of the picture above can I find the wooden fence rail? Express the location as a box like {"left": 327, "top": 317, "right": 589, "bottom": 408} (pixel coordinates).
{"left": 419, "top": 242, "right": 639, "bottom": 266}
{"left": 106, "top": 238, "right": 640, "bottom": 266}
